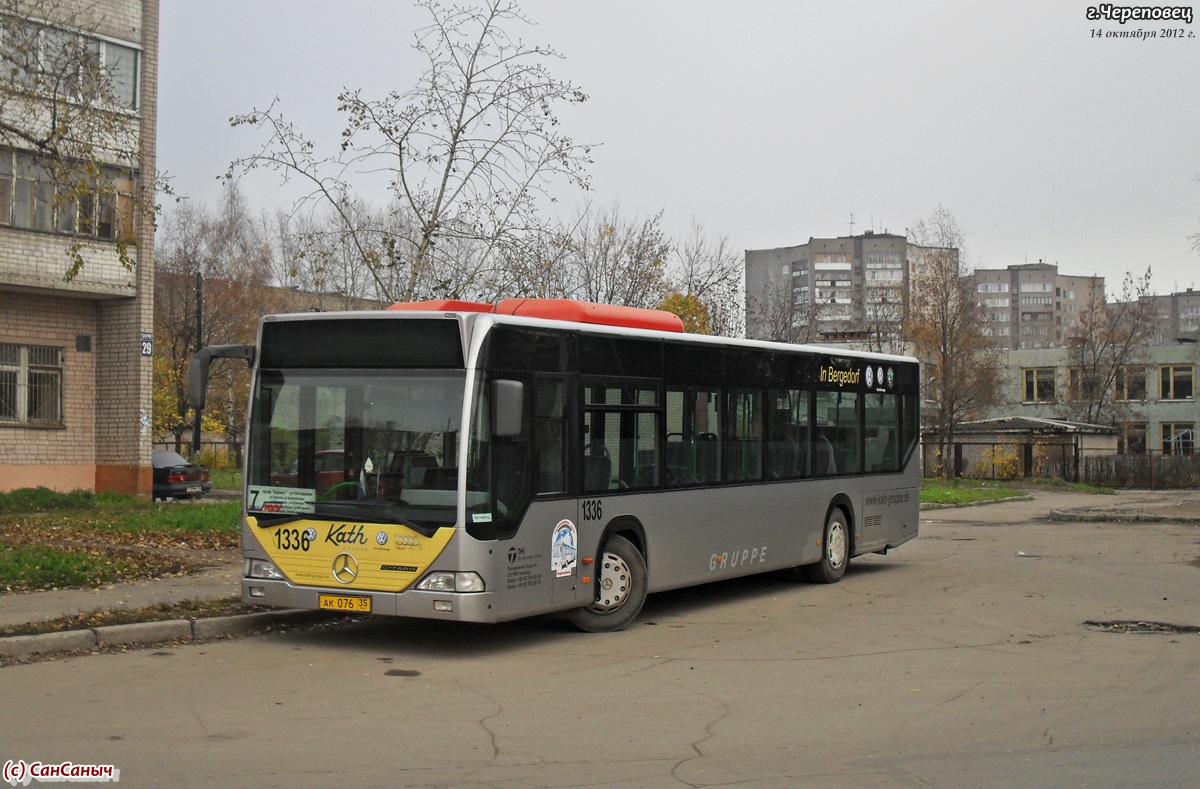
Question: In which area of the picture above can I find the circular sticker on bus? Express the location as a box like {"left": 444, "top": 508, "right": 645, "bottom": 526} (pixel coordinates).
{"left": 865, "top": 366, "right": 874, "bottom": 389}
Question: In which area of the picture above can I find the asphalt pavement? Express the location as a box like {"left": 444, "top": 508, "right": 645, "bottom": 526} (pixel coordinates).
{"left": 2, "top": 486, "right": 1198, "bottom": 661}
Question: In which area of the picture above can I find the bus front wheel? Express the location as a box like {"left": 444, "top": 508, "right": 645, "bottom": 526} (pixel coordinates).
{"left": 568, "top": 535, "right": 647, "bottom": 633}
{"left": 803, "top": 507, "right": 850, "bottom": 584}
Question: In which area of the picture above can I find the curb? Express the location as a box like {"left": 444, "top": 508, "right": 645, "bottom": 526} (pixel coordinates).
{"left": 0, "top": 609, "right": 328, "bottom": 660}
{"left": 1048, "top": 509, "right": 1200, "bottom": 524}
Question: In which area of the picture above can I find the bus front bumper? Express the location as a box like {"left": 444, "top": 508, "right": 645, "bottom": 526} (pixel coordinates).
{"left": 241, "top": 577, "right": 505, "bottom": 623}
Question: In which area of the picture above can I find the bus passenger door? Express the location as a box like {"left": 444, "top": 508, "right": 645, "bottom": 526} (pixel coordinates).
{"left": 534, "top": 376, "right": 579, "bottom": 605}
{"left": 548, "top": 503, "right": 582, "bottom": 606}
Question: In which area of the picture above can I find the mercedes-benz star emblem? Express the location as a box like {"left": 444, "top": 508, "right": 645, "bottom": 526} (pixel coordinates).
{"left": 332, "top": 553, "right": 358, "bottom": 584}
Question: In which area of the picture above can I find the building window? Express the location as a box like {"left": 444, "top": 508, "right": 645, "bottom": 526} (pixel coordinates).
{"left": 0, "top": 148, "right": 135, "bottom": 241}
{"left": 1022, "top": 368, "right": 1056, "bottom": 402}
{"left": 1067, "top": 367, "right": 1100, "bottom": 401}
{"left": 1114, "top": 366, "right": 1146, "bottom": 401}
{"left": 1161, "top": 423, "right": 1195, "bottom": 455}
{"left": 0, "top": 343, "right": 63, "bottom": 425}
{"left": 1119, "top": 423, "right": 1146, "bottom": 454}
{"left": 2, "top": 19, "right": 140, "bottom": 111}
{"left": 1159, "top": 365, "right": 1194, "bottom": 401}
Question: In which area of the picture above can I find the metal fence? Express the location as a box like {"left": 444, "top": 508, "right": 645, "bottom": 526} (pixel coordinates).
{"left": 1081, "top": 453, "right": 1200, "bottom": 489}
{"left": 153, "top": 440, "right": 242, "bottom": 468}
{"left": 922, "top": 440, "right": 1200, "bottom": 488}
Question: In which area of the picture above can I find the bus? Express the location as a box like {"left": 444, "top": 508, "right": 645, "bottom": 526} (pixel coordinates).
{"left": 190, "top": 298, "right": 920, "bottom": 632}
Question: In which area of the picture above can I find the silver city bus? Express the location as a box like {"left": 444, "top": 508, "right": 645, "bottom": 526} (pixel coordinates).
{"left": 190, "top": 298, "right": 920, "bottom": 632}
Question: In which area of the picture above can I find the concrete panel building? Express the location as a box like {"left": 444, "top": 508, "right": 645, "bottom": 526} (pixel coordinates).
{"left": 973, "top": 261, "right": 1103, "bottom": 349}
{"left": 1142, "top": 287, "right": 1200, "bottom": 344}
{"left": 745, "top": 231, "right": 930, "bottom": 344}
{"left": 0, "top": 0, "right": 158, "bottom": 494}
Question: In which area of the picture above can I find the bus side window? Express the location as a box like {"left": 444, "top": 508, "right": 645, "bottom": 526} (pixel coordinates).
{"left": 865, "top": 392, "right": 900, "bottom": 473}
{"left": 665, "top": 387, "right": 720, "bottom": 486}
{"left": 766, "top": 388, "right": 810, "bottom": 479}
{"left": 535, "top": 378, "right": 566, "bottom": 494}
{"left": 725, "top": 389, "right": 762, "bottom": 482}
{"left": 816, "top": 390, "right": 858, "bottom": 475}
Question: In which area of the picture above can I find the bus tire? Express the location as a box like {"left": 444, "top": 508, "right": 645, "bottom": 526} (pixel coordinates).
{"left": 803, "top": 507, "right": 850, "bottom": 584}
{"left": 568, "top": 535, "right": 647, "bottom": 633}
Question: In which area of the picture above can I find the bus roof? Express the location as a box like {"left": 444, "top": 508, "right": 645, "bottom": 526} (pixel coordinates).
{"left": 268, "top": 300, "right": 917, "bottom": 366}
{"left": 387, "top": 298, "right": 685, "bottom": 333}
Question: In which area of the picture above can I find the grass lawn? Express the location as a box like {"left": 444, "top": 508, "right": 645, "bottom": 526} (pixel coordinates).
{"left": 0, "top": 487, "right": 239, "bottom": 593}
{"left": 921, "top": 477, "right": 1112, "bottom": 506}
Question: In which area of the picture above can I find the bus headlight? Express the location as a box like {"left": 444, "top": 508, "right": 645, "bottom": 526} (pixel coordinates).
{"left": 245, "top": 558, "right": 286, "bottom": 581}
{"left": 416, "top": 572, "right": 485, "bottom": 593}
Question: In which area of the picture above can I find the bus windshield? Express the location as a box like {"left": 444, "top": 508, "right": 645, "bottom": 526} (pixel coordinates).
{"left": 245, "top": 369, "right": 473, "bottom": 532}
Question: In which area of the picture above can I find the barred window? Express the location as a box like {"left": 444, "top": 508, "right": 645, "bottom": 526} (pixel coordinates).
{"left": 1161, "top": 423, "right": 1195, "bottom": 456}
{"left": 0, "top": 343, "right": 63, "bottom": 425}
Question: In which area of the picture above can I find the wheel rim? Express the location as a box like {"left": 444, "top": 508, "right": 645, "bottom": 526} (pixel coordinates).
{"left": 590, "top": 550, "right": 633, "bottom": 613}
{"left": 827, "top": 518, "right": 848, "bottom": 570}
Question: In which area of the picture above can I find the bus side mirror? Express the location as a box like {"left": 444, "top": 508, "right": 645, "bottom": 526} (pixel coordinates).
{"left": 492, "top": 379, "right": 524, "bottom": 438}
{"left": 189, "top": 344, "right": 256, "bottom": 410}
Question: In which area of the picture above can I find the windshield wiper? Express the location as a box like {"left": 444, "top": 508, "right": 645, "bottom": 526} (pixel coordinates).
{"left": 314, "top": 501, "right": 440, "bottom": 537}
{"left": 251, "top": 513, "right": 311, "bottom": 528}
{"left": 250, "top": 504, "right": 443, "bottom": 537}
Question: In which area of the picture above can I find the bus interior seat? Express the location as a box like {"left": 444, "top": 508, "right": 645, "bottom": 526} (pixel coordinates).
{"left": 814, "top": 434, "right": 836, "bottom": 475}
{"left": 695, "top": 433, "right": 719, "bottom": 483}
{"left": 665, "top": 439, "right": 690, "bottom": 484}
{"left": 583, "top": 442, "right": 611, "bottom": 492}
{"left": 768, "top": 439, "right": 798, "bottom": 478}
{"left": 865, "top": 426, "right": 892, "bottom": 472}
{"left": 583, "top": 454, "right": 611, "bottom": 492}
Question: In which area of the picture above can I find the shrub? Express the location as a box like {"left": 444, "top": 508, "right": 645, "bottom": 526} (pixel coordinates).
{"left": 969, "top": 442, "right": 1021, "bottom": 480}
{"left": 196, "top": 447, "right": 237, "bottom": 470}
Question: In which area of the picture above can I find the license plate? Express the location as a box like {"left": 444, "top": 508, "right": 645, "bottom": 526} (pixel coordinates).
{"left": 318, "top": 594, "right": 372, "bottom": 612}
{"left": 185, "top": 486, "right": 202, "bottom": 494}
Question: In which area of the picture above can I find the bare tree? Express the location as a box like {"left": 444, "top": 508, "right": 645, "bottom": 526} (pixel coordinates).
{"left": 666, "top": 221, "right": 744, "bottom": 337}
{"left": 563, "top": 202, "right": 668, "bottom": 308}
{"left": 155, "top": 183, "right": 271, "bottom": 461}
{"left": 228, "top": 0, "right": 591, "bottom": 303}
{"left": 906, "top": 206, "right": 1000, "bottom": 476}
{"left": 1058, "top": 267, "right": 1156, "bottom": 426}
{"left": 0, "top": 0, "right": 158, "bottom": 278}
{"left": 746, "top": 275, "right": 826, "bottom": 344}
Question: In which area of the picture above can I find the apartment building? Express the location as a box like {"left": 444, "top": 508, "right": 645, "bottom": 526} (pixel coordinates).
{"left": 973, "top": 261, "right": 1103, "bottom": 349}
{"left": 0, "top": 0, "right": 158, "bottom": 494}
{"left": 745, "top": 231, "right": 930, "bottom": 343}
{"left": 1142, "top": 287, "right": 1200, "bottom": 344}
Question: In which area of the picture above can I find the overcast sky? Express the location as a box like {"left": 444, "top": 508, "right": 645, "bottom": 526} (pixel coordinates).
{"left": 158, "top": 1, "right": 1200, "bottom": 295}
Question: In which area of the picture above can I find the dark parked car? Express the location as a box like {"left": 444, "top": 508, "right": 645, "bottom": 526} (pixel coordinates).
{"left": 152, "top": 450, "right": 213, "bottom": 501}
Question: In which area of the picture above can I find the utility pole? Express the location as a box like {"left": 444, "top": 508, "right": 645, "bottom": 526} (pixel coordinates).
{"left": 191, "top": 271, "right": 203, "bottom": 456}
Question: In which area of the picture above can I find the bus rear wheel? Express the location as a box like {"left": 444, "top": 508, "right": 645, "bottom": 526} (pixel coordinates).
{"left": 568, "top": 535, "right": 647, "bottom": 633}
{"left": 803, "top": 507, "right": 850, "bottom": 584}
